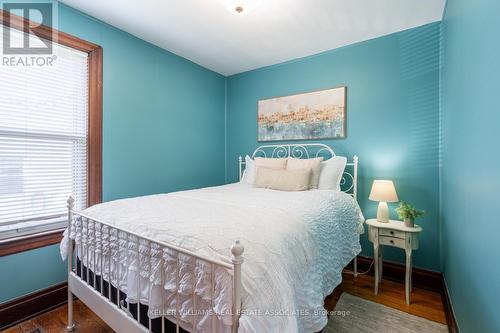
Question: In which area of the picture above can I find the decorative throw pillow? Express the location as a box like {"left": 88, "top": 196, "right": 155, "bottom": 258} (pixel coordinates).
{"left": 241, "top": 155, "right": 256, "bottom": 185}
{"left": 254, "top": 157, "right": 287, "bottom": 170}
{"left": 286, "top": 157, "right": 324, "bottom": 189}
{"left": 318, "top": 156, "right": 348, "bottom": 191}
{"left": 254, "top": 167, "right": 311, "bottom": 191}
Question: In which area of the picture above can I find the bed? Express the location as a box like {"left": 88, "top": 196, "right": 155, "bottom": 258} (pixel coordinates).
{"left": 60, "top": 144, "right": 363, "bottom": 333}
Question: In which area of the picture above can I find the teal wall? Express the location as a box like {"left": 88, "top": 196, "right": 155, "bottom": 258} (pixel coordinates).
{"left": 0, "top": 245, "right": 66, "bottom": 302}
{"left": 226, "top": 23, "right": 442, "bottom": 271}
{"left": 0, "top": 3, "right": 226, "bottom": 304}
{"left": 441, "top": 0, "right": 500, "bottom": 332}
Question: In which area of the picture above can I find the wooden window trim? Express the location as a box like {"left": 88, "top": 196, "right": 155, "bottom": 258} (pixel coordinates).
{"left": 0, "top": 10, "right": 102, "bottom": 257}
{"left": 0, "top": 230, "right": 64, "bottom": 257}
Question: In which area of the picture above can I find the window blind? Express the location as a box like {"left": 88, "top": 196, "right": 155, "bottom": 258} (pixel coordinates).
{"left": 0, "top": 27, "right": 89, "bottom": 238}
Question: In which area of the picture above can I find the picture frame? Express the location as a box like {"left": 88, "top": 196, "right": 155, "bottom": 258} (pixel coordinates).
{"left": 257, "top": 86, "right": 346, "bottom": 142}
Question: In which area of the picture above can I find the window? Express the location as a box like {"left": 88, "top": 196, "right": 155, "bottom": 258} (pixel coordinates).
{"left": 0, "top": 10, "right": 102, "bottom": 252}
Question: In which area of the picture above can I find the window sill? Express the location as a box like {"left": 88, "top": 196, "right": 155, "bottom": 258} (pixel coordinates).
{"left": 0, "top": 229, "right": 64, "bottom": 257}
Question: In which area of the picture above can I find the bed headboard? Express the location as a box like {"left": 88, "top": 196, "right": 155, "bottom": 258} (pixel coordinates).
{"left": 239, "top": 144, "right": 359, "bottom": 200}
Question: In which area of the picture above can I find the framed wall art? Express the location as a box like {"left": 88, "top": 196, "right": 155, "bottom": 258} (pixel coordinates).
{"left": 257, "top": 86, "right": 346, "bottom": 142}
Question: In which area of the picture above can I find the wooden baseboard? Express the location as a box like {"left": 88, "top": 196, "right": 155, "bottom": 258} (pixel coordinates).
{"left": 0, "top": 282, "right": 68, "bottom": 330}
{"left": 441, "top": 275, "right": 459, "bottom": 333}
{"left": 348, "top": 255, "right": 442, "bottom": 291}
{"left": 348, "top": 255, "right": 459, "bottom": 332}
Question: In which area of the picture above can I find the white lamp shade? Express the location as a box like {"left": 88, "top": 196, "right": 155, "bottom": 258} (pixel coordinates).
{"left": 369, "top": 180, "right": 399, "bottom": 203}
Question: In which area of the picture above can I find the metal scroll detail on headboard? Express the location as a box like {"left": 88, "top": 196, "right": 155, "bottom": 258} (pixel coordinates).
{"left": 239, "top": 144, "right": 359, "bottom": 200}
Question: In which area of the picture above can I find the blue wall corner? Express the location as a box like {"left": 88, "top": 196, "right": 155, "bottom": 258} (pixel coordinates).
{"left": 441, "top": 0, "right": 500, "bottom": 332}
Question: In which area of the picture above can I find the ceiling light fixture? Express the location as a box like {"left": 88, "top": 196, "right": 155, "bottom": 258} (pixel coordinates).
{"left": 219, "top": 0, "right": 262, "bottom": 15}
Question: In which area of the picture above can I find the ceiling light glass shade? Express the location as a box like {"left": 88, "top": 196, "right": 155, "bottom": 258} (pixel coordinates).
{"left": 219, "top": 0, "right": 262, "bottom": 15}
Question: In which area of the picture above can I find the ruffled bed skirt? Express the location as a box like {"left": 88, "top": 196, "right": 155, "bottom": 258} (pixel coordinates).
{"left": 61, "top": 216, "right": 234, "bottom": 333}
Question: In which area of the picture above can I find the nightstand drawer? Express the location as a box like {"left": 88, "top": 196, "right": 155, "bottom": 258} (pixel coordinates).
{"left": 379, "top": 236, "right": 405, "bottom": 248}
{"left": 379, "top": 229, "right": 406, "bottom": 239}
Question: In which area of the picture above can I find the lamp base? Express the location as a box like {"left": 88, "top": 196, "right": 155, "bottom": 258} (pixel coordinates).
{"left": 377, "top": 201, "right": 389, "bottom": 223}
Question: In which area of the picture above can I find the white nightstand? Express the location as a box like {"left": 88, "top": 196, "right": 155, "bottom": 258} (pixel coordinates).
{"left": 366, "top": 219, "right": 423, "bottom": 304}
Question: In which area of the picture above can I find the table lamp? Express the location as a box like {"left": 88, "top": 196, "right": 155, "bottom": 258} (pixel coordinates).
{"left": 369, "top": 180, "right": 399, "bottom": 223}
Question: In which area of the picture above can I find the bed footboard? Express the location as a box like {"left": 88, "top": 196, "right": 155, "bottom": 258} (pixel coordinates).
{"left": 65, "top": 196, "right": 244, "bottom": 333}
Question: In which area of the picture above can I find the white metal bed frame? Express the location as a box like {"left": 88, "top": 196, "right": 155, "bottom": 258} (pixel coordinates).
{"left": 65, "top": 143, "right": 358, "bottom": 333}
{"left": 238, "top": 143, "right": 358, "bottom": 200}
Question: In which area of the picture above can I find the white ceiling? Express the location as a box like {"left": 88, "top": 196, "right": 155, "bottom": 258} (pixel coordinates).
{"left": 60, "top": 0, "right": 446, "bottom": 76}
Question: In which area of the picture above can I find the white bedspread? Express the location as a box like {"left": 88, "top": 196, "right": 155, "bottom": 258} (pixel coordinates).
{"left": 60, "top": 183, "right": 363, "bottom": 333}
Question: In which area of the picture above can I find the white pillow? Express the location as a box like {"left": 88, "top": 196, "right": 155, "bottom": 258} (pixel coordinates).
{"left": 241, "top": 155, "right": 255, "bottom": 184}
{"left": 318, "top": 156, "right": 347, "bottom": 191}
{"left": 286, "top": 157, "right": 323, "bottom": 189}
{"left": 254, "top": 167, "right": 311, "bottom": 191}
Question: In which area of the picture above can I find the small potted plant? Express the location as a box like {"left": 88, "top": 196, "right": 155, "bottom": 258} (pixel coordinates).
{"left": 395, "top": 201, "right": 425, "bottom": 227}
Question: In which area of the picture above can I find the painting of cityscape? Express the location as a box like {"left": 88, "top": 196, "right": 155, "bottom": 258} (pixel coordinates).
{"left": 258, "top": 86, "right": 346, "bottom": 141}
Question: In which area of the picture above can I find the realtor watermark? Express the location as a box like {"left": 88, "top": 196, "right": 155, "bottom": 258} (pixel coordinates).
{"left": 1, "top": 0, "right": 58, "bottom": 66}
{"left": 147, "top": 307, "right": 351, "bottom": 318}
{"left": 2, "top": 53, "right": 56, "bottom": 66}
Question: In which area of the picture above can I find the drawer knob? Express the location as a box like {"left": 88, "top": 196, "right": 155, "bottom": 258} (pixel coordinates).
{"left": 390, "top": 240, "right": 394, "bottom": 244}
{"left": 390, "top": 231, "right": 394, "bottom": 235}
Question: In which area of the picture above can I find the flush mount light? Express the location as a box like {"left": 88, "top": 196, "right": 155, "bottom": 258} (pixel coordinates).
{"left": 219, "top": 0, "right": 262, "bottom": 15}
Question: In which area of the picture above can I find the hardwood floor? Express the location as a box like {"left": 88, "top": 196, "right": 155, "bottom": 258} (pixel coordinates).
{"left": 1, "top": 300, "right": 113, "bottom": 333}
{"left": 2, "top": 272, "right": 447, "bottom": 333}
{"left": 325, "top": 273, "right": 447, "bottom": 325}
